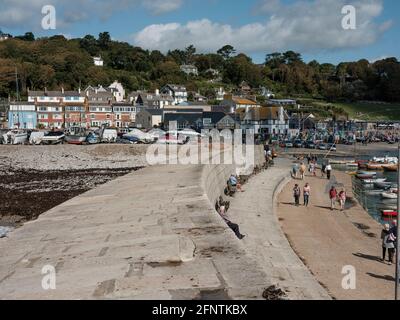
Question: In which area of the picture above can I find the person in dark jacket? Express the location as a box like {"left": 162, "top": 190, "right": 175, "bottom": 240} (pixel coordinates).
{"left": 381, "top": 224, "right": 395, "bottom": 264}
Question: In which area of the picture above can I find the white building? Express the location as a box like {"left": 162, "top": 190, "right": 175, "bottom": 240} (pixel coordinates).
{"left": 180, "top": 64, "right": 198, "bottom": 76}
{"left": 93, "top": 57, "right": 104, "bottom": 67}
{"left": 108, "top": 81, "right": 125, "bottom": 102}
{"left": 216, "top": 87, "right": 227, "bottom": 101}
{"left": 161, "top": 84, "right": 188, "bottom": 105}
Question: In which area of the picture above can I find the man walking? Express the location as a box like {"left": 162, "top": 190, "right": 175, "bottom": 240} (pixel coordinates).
{"left": 326, "top": 163, "right": 332, "bottom": 180}
{"left": 303, "top": 183, "right": 311, "bottom": 207}
{"left": 293, "top": 184, "right": 301, "bottom": 206}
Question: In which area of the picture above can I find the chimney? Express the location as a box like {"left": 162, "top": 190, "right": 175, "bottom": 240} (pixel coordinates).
{"left": 61, "top": 87, "right": 64, "bottom": 94}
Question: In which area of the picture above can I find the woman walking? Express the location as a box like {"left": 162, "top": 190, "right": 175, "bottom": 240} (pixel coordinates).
{"left": 381, "top": 224, "right": 395, "bottom": 265}
{"left": 303, "top": 183, "right": 311, "bottom": 207}
{"left": 339, "top": 189, "right": 347, "bottom": 211}
{"left": 329, "top": 186, "right": 337, "bottom": 211}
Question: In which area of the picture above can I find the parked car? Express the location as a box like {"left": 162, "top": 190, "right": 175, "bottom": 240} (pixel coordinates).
{"left": 318, "top": 143, "right": 327, "bottom": 150}
{"left": 327, "top": 144, "right": 337, "bottom": 151}
{"left": 282, "top": 140, "right": 293, "bottom": 148}
{"left": 305, "top": 141, "right": 316, "bottom": 149}
{"left": 293, "top": 140, "right": 304, "bottom": 148}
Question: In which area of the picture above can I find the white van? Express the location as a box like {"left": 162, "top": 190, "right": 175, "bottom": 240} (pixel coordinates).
{"left": 99, "top": 127, "right": 118, "bottom": 143}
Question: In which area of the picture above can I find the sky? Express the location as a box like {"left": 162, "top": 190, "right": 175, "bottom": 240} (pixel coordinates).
{"left": 0, "top": 0, "right": 399, "bottom": 65}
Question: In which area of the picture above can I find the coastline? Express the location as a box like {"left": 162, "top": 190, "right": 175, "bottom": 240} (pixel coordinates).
{"left": 276, "top": 165, "right": 396, "bottom": 300}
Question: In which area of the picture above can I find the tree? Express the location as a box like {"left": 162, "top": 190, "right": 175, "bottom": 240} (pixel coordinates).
{"left": 184, "top": 45, "right": 196, "bottom": 64}
{"left": 79, "top": 35, "right": 99, "bottom": 56}
{"left": 217, "top": 45, "right": 236, "bottom": 60}
{"left": 98, "top": 32, "right": 111, "bottom": 49}
{"left": 15, "top": 32, "right": 35, "bottom": 41}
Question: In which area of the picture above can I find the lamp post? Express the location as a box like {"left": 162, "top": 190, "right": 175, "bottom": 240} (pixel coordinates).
{"left": 396, "top": 142, "right": 400, "bottom": 300}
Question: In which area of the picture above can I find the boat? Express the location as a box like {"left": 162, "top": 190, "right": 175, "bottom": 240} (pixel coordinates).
{"left": 362, "top": 178, "right": 387, "bottom": 185}
{"left": 41, "top": 131, "right": 65, "bottom": 145}
{"left": 381, "top": 210, "right": 398, "bottom": 217}
{"left": 357, "top": 160, "right": 369, "bottom": 169}
{"left": 371, "top": 156, "right": 398, "bottom": 164}
{"left": 381, "top": 192, "right": 398, "bottom": 200}
{"left": 122, "top": 129, "right": 155, "bottom": 144}
{"left": 346, "top": 162, "right": 359, "bottom": 168}
{"left": 374, "top": 181, "right": 394, "bottom": 189}
{"left": 2, "top": 130, "right": 28, "bottom": 145}
{"left": 383, "top": 164, "right": 398, "bottom": 172}
{"left": 367, "top": 163, "right": 385, "bottom": 170}
{"left": 357, "top": 173, "right": 376, "bottom": 180}
{"left": 65, "top": 127, "right": 87, "bottom": 145}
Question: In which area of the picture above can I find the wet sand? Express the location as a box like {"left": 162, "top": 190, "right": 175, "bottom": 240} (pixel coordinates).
{"left": 277, "top": 168, "right": 396, "bottom": 300}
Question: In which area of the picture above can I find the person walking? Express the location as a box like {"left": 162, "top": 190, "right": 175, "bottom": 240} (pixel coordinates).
{"left": 299, "top": 163, "right": 306, "bottom": 180}
{"left": 293, "top": 184, "right": 301, "bottom": 206}
{"left": 381, "top": 223, "right": 396, "bottom": 265}
{"left": 329, "top": 186, "right": 337, "bottom": 211}
{"left": 303, "top": 183, "right": 311, "bottom": 207}
{"left": 339, "top": 189, "right": 347, "bottom": 211}
{"left": 292, "top": 163, "right": 299, "bottom": 179}
{"left": 326, "top": 163, "right": 332, "bottom": 180}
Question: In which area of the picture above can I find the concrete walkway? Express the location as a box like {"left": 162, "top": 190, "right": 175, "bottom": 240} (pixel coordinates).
{"left": 228, "top": 159, "right": 331, "bottom": 300}
{"left": 0, "top": 164, "right": 269, "bottom": 300}
{"left": 277, "top": 169, "right": 396, "bottom": 300}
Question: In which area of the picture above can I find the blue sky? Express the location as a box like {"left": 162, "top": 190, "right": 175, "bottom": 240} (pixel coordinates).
{"left": 0, "top": 0, "right": 399, "bottom": 64}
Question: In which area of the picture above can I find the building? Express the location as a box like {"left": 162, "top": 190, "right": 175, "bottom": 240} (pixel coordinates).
{"left": 108, "top": 81, "right": 125, "bottom": 102}
{"left": 112, "top": 102, "right": 138, "bottom": 128}
{"left": 0, "top": 31, "right": 11, "bottom": 42}
{"left": 180, "top": 64, "right": 198, "bottom": 76}
{"left": 237, "top": 105, "right": 289, "bottom": 136}
{"left": 93, "top": 57, "right": 104, "bottom": 67}
{"left": 170, "top": 101, "right": 212, "bottom": 112}
{"left": 220, "top": 95, "right": 260, "bottom": 113}
{"left": 215, "top": 87, "right": 227, "bottom": 101}
{"left": 8, "top": 102, "right": 37, "bottom": 129}
{"left": 163, "top": 113, "right": 203, "bottom": 130}
{"left": 161, "top": 84, "right": 188, "bottom": 105}
{"left": 260, "top": 87, "right": 275, "bottom": 99}
{"left": 135, "top": 109, "right": 163, "bottom": 129}
{"left": 190, "top": 92, "right": 207, "bottom": 103}
{"left": 133, "top": 90, "right": 174, "bottom": 109}
{"left": 202, "top": 112, "right": 237, "bottom": 130}
{"left": 28, "top": 89, "right": 86, "bottom": 129}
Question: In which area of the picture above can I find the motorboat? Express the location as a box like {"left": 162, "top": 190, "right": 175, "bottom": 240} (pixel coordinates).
{"left": 86, "top": 132, "right": 100, "bottom": 144}
{"left": 383, "top": 164, "right": 398, "bottom": 172}
{"left": 381, "top": 210, "right": 398, "bottom": 217}
{"left": 41, "top": 131, "right": 65, "bottom": 145}
{"left": 362, "top": 178, "right": 387, "bottom": 185}
{"left": 374, "top": 181, "right": 394, "bottom": 189}
{"left": 367, "top": 163, "right": 385, "bottom": 171}
{"left": 371, "top": 156, "right": 398, "bottom": 164}
{"left": 357, "top": 173, "right": 376, "bottom": 180}
{"left": 123, "top": 129, "right": 155, "bottom": 144}
{"left": 381, "top": 192, "right": 398, "bottom": 200}
{"left": 2, "top": 130, "right": 28, "bottom": 145}
{"left": 65, "top": 127, "right": 88, "bottom": 145}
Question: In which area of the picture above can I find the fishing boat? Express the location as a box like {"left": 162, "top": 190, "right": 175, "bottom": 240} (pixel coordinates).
{"left": 381, "top": 210, "right": 398, "bottom": 217}
{"left": 362, "top": 178, "right": 387, "bottom": 185}
{"left": 65, "top": 127, "right": 87, "bottom": 145}
{"left": 357, "top": 160, "right": 369, "bottom": 169}
{"left": 41, "top": 131, "right": 65, "bottom": 145}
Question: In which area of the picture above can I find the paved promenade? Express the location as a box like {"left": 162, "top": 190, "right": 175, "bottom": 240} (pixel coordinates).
{"left": 0, "top": 157, "right": 330, "bottom": 300}
{"left": 277, "top": 168, "right": 396, "bottom": 300}
{"left": 228, "top": 159, "right": 330, "bottom": 299}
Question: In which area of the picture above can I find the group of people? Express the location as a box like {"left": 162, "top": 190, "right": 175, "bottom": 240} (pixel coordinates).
{"left": 293, "top": 183, "right": 311, "bottom": 207}
{"left": 381, "top": 220, "right": 398, "bottom": 265}
{"left": 328, "top": 186, "right": 347, "bottom": 211}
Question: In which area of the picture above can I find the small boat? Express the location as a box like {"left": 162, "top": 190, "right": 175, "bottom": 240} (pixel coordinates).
{"left": 41, "top": 131, "right": 65, "bottom": 145}
{"left": 381, "top": 192, "right": 398, "bottom": 200}
{"left": 362, "top": 178, "right": 387, "bottom": 185}
{"left": 367, "top": 163, "right": 385, "bottom": 170}
{"left": 65, "top": 127, "right": 87, "bottom": 145}
{"left": 381, "top": 210, "right": 398, "bottom": 217}
{"left": 357, "top": 160, "right": 369, "bottom": 169}
{"left": 357, "top": 171, "right": 377, "bottom": 176}
{"left": 357, "top": 174, "right": 376, "bottom": 180}
{"left": 383, "top": 164, "right": 398, "bottom": 172}
{"left": 374, "top": 181, "right": 394, "bottom": 189}
{"left": 2, "top": 130, "right": 28, "bottom": 145}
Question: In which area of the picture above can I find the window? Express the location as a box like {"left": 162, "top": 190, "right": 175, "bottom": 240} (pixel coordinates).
{"left": 91, "top": 114, "right": 95, "bottom": 119}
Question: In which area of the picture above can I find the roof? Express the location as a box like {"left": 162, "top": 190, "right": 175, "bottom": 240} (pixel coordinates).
{"left": 141, "top": 109, "right": 163, "bottom": 116}
{"left": 202, "top": 112, "right": 227, "bottom": 124}
{"left": 164, "top": 113, "right": 202, "bottom": 124}
{"left": 232, "top": 98, "right": 258, "bottom": 105}
{"left": 236, "top": 106, "right": 289, "bottom": 121}
{"left": 28, "top": 90, "right": 85, "bottom": 98}
{"left": 162, "top": 84, "right": 187, "bottom": 92}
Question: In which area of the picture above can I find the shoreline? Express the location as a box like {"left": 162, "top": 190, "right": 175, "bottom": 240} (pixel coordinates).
{"left": 276, "top": 164, "right": 396, "bottom": 300}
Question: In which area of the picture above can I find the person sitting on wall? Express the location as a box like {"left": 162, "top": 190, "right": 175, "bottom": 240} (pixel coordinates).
{"left": 218, "top": 205, "right": 245, "bottom": 240}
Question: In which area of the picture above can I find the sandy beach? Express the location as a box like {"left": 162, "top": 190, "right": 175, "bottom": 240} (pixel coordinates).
{"left": 277, "top": 166, "right": 397, "bottom": 300}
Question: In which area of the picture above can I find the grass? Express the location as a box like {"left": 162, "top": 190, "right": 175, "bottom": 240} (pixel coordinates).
{"left": 299, "top": 99, "right": 400, "bottom": 121}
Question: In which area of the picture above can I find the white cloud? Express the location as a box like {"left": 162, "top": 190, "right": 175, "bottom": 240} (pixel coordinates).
{"left": 143, "top": 0, "right": 183, "bottom": 15}
{"left": 0, "top": 0, "right": 184, "bottom": 31}
{"left": 133, "top": 0, "right": 391, "bottom": 54}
